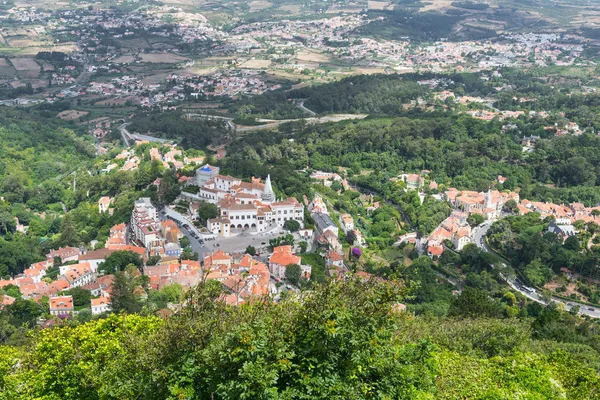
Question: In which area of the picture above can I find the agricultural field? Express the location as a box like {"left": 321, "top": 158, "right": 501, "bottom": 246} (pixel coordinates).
{"left": 248, "top": 0, "right": 272, "bottom": 12}
{"left": 138, "top": 53, "right": 190, "bottom": 64}
{"left": 9, "top": 57, "right": 40, "bottom": 78}
{"left": 112, "top": 55, "right": 136, "bottom": 64}
{"left": 0, "top": 58, "right": 17, "bottom": 77}
{"left": 57, "top": 109, "right": 89, "bottom": 121}
{"left": 239, "top": 58, "right": 271, "bottom": 69}
{"left": 295, "top": 50, "right": 331, "bottom": 64}
{"left": 368, "top": 1, "right": 392, "bottom": 10}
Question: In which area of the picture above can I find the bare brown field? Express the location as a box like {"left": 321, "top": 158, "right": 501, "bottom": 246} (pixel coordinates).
{"left": 57, "top": 110, "right": 89, "bottom": 121}
{"left": 95, "top": 96, "right": 135, "bottom": 106}
{"left": 182, "top": 66, "right": 218, "bottom": 76}
{"left": 0, "top": 58, "right": 17, "bottom": 77}
{"left": 368, "top": 1, "right": 391, "bottom": 10}
{"left": 39, "top": 60, "right": 55, "bottom": 71}
{"left": 139, "top": 53, "right": 190, "bottom": 63}
{"left": 420, "top": 0, "right": 455, "bottom": 12}
{"left": 249, "top": 0, "right": 272, "bottom": 12}
{"left": 12, "top": 43, "right": 77, "bottom": 56}
{"left": 141, "top": 71, "right": 172, "bottom": 85}
{"left": 352, "top": 67, "right": 387, "bottom": 74}
{"left": 9, "top": 57, "right": 40, "bottom": 78}
{"left": 324, "top": 8, "right": 362, "bottom": 14}
{"left": 279, "top": 4, "right": 301, "bottom": 13}
{"left": 112, "top": 55, "right": 136, "bottom": 64}
{"left": 239, "top": 58, "right": 271, "bottom": 69}
{"left": 296, "top": 50, "right": 331, "bottom": 64}
{"left": 120, "top": 39, "right": 149, "bottom": 49}
{"left": 6, "top": 38, "right": 49, "bottom": 48}
{"left": 9, "top": 79, "right": 47, "bottom": 89}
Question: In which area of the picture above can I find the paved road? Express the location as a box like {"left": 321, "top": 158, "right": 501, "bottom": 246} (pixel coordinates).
{"left": 118, "top": 123, "right": 132, "bottom": 147}
{"left": 472, "top": 219, "right": 600, "bottom": 318}
{"left": 295, "top": 99, "right": 316, "bottom": 117}
{"left": 161, "top": 207, "right": 210, "bottom": 259}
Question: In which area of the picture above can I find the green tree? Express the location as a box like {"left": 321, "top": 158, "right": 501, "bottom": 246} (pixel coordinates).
{"left": 58, "top": 214, "right": 79, "bottom": 247}
{"left": 245, "top": 245, "right": 256, "bottom": 256}
{"left": 98, "top": 251, "right": 142, "bottom": 275}
{"left": 299, "top": 241, "right": 308, "bottom": 253}
{"left": 110, "top": 271, "right": 142, "bottom": 314}
{"left": 283, "top": 219, "right": 300, "bottom": 232}
{"left": 197, "top": 202, "right": 218, "bottom": 224}
{"left": 449, "top": 287, "right": 502, "bottom": 318}
{"left": 467, "top": 213, "right": 485, "bottom": 227}
{"left": 284, "top": 263, "right": 302, "bottom": 286}
{"left": 65, "top": 287, "right": 92, "bottom": 307}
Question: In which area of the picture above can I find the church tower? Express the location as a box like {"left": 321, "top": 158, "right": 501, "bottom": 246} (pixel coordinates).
{"left": 262, "top": 174, "right": 276, "bottom": 203}
{"left": 484, "top": 188, "right": 493, "bottom": 210}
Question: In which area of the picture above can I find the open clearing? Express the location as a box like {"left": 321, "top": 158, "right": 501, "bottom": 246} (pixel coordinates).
{"left": 141, "top": 71, "right": 172, "bottom": 85}
{"left": 112, "top": 55, "right": 136, "bottom": 64}
{"left": 39, "top": 60, "right": 54, "bottom": 71}
{"left": 57, "top": 110, "right": 89, "bottom": 120}
{"left": 139, "top": 53, "right": 190, "bottom": 63}
{"left": 0, "top": 58, "right": 17, "bottom": 76}
{"left": 420, "top": 0, "right": 456, "bottom": 12}
{"left": 249, "top": 0, "right": 272, "bottom": 11}
{"left": 239, "top": 59, "right": 271, "bottom": 69}
{"left": 279, "top": 4, "right": 301, "bottom": 13}
{"left": 182, "top": 66, "right": 218, "bottom": 76}
{"left": 9, "top": 57, "right": 40, "bottom": 78}
{"left": 296, "top": 50, "right": 331, "bottom": 64}
{"left": 6, "top": 38, "right": 48, "bottom": 48}
{"left": 368, "top": 1, "right": 392, "bottom": 10}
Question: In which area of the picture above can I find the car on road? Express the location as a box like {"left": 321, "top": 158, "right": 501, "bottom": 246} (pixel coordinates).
{"left": 588, "top": 307, "right": 595, "bottom": 311}
{"left": 160, "top": 211, "right": 166, "bottom": 215}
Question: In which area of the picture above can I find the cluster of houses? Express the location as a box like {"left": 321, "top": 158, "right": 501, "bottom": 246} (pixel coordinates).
{"left": 130, "top": 197, "right": 185, "bottom": 258}
{"left": 444, "top": 188, "right": 520, "bottom": 220}
{"left": 308, "top": 195, "right": 359, "bottom": 277}
{"left": 102, "top": 142, "right": 204, "bottom": 174}
{"left": 427, "top": 188, "right": 519, "bottom": 257}
{"left": 427, "top": 211, "right": 472, "bottom": 258}
{"left": 425, "top": 183, "right": 600, "bottom": 257}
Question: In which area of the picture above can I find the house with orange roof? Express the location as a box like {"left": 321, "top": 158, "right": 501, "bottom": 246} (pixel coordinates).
{"left": 269, "top": 245, "right": 301, "bottom": 279}
{"left": 20, "top": 281, "right": 49, "bottom": 298}
{"left": 204, "top": 249, "right": 232, "bottom": 268}
{"left": 325, "top": 250, "right": 344, "bottom": 268}
{"left": 48, "top": 279, "right": 70, "bottom": 295}
{"left": 0, "top": 294, "right": 15, "bottom": 309}
{"left": 110, "top": 223, "right": 127, "bottom": 236}
{"left": 339, "top": 214, "right": 354, "bottom": 234}
{"left": 79, "top": 249, "right": 116, "bottom": 272}
{"left": 91, "top": 296, "right": 111, "bottom": 315}
{"left": 61, "top": 262, "right": 96, "bottom": 289}
{"left": 47, "top": 246, "right": 80, "bottom": 263}
{"left": 49, "top": 295, "right": 74, "bottom": 317}
{"left": 98, "top": 196, "right": 113, "bottom": 214}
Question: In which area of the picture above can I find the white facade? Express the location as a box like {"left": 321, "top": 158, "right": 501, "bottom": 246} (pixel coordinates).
{"left": 131, "top": 198, "right": 161, "bottom": 251}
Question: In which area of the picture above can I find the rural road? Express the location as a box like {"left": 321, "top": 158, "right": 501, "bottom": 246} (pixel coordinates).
{"left": 472, "top": 220, "right": 600, "bottom": 318}
{"left": 295, "top": 99, "right": 317, "bottom": 117}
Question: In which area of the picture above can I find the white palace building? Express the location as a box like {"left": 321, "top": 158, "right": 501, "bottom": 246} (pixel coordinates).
{"left": 196, "top": 165, "right": 304, "bottom": 237}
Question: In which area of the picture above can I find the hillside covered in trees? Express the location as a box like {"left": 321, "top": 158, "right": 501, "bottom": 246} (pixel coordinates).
{"left": 1, "top": 278, "right": 599, "bottom": 399}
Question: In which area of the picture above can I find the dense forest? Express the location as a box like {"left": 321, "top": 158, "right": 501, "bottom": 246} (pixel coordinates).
{"left": 225, "top": 112, "right": 600, "bottom": 205}
{"left": 128, "top": 111, "right": 231, "bottom": 149}
{"left": 1, "top": 278, "right": 600, "bottom": 399}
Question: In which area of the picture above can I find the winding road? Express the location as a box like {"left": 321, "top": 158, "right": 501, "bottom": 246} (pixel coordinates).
{"left": 472, "top": 220, "right": 600, "bottom": 318}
